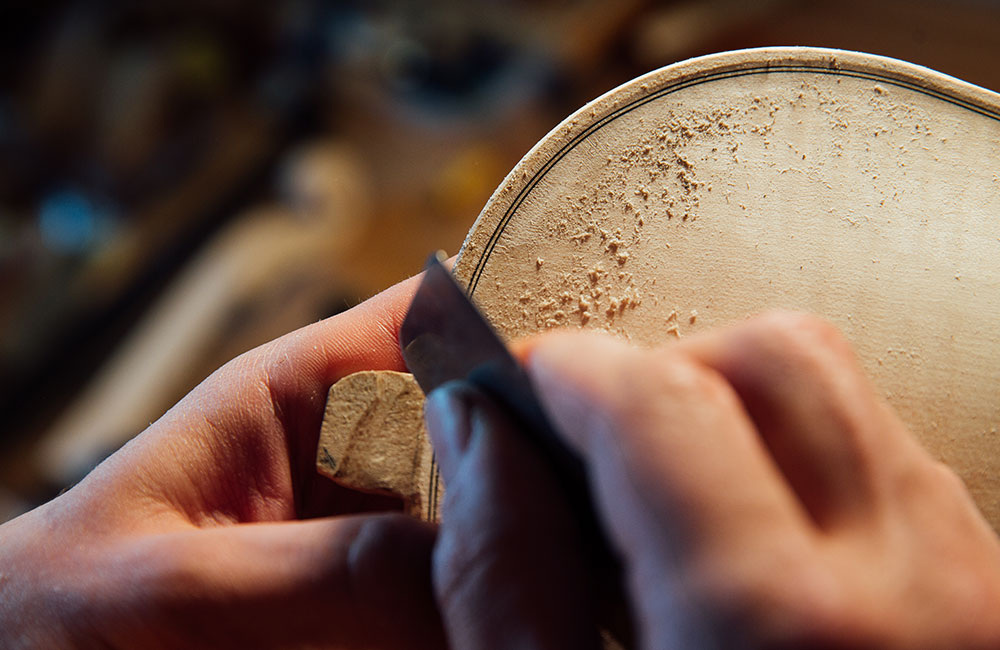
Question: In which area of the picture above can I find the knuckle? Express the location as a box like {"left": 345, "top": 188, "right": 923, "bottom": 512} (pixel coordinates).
{"left": 756, "top": 310, "right": 851, "bottom": 360}
{"left": 734, "top": 311, "right": 865, "bottom": 403}
{"left": 644, "top": 350, "right": 730, "bottom": 402}
{"left": 615, "top": 349, "right": 739, "bottom": 426}
{"left": 691, "top": 542, "right": 843, "bottom": 644}
{"left": 892, "top": 458, "right": 970, "bottom": 507}
{"left": 926, "top": 460, "right": 965, "bottom": 490}
{"left": 920, "top": 460, "right": 974, "bottom": 505}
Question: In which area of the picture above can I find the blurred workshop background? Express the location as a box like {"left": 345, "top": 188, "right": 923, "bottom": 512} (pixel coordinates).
{"left": 2, "top": 0, "right": 999, "bottom": 521}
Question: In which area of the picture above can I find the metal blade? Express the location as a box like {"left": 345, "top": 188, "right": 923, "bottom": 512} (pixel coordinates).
{"left": 400, "top": 254, "right": 587, "bottom": 490}
{"left": 399, "top": 253, "right": 632, "bottom": 646}
{"left": 399, "top": 253, "right": 514, "bottom": 395}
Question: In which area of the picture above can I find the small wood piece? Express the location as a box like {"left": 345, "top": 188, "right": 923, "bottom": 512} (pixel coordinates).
{"left": 316, "top": 370, "right": 439, "bottom": 520}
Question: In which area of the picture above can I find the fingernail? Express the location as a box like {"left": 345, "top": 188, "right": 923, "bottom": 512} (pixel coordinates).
{"left": 424, "top": 381, "right": 474, "bottom": 480}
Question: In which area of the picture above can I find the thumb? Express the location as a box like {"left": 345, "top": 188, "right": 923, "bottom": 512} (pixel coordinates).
{"left": 425, "top": 380, "right": 602, "bottom": 650}
{"left": 105, "top": 514, "right": 445, "bottom": 649}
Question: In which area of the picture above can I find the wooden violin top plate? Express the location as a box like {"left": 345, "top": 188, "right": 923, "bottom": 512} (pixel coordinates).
{"left": 453, "top": 47, "right": 1000, "bottom": 527}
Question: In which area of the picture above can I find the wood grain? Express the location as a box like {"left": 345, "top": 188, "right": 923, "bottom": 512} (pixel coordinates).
{"left": 455, "top": 47, "right": 1000, "bottom": 529}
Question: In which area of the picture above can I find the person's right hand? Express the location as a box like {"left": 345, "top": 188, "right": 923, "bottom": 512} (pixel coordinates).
{"left": 426, "top": 311, "right": 1000, "bottom": 649}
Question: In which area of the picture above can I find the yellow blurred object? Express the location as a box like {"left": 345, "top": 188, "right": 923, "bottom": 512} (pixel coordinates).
{"left": 430, "top": 144, "right": 508, "bottom": 222}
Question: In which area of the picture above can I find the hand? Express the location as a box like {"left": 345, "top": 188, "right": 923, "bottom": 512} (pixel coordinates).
{"left": 426, "top": 311, "right": 1000, "bottom": 649}
{"left": 0, "top": 275, "right": 445, "bottom": 649}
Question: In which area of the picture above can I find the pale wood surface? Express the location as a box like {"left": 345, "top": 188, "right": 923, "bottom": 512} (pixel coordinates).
{"left": 317, "top": 371, "right": 436, "bottom": 520}
{"left": 318, "top": 48, "right": 1000, "bottom": 531}
{"left": 455, "top": 47, "right": 1000, "bottom": 529}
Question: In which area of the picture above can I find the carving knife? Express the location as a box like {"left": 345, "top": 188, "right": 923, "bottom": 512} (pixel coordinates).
{"left": 399, "top": 255, "right": 599, "bottom": 516}
{"left": 399, "top": 253, "right": 632, "bottom": 645}
{"left": 399, "top": 253, "right": 599, "bottom": 535}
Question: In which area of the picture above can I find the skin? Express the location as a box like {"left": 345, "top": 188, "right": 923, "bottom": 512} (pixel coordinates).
{"left": 426, "top": 311, "right": 1000, "bottom": 649}
{"left": 3, "top": 269, "right": 999, "bottom": 648}
{"left": 0, "top": 274, "right": 445, "bottom": 649}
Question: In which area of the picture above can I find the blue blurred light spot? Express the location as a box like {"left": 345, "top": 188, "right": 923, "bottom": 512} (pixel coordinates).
{"left": 38, "top": 190, "right": 99, "bottom": 254}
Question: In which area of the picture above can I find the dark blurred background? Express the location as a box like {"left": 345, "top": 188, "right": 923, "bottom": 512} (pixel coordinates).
{"left": 2, "top": 0, "right": 999, "bottom": 521}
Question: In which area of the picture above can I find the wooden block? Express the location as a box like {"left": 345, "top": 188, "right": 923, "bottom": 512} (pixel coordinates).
{"left": 316, "top": 370, "right": 440, "bottom": 521}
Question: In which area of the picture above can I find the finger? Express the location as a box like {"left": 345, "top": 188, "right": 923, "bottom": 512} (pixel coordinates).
{"left": 677, "top": 311, "right": 919, "bottom": 528}
{"left": 102, "top": 513, "right": 444, "bottom": 649}
{"left": 266, "top": 254, "right": 458, "bottom": 398}
{"left": 121, "top": 262, "right": 450, "bottom": 521}
{"left": 525, "top": 331, "right": 813, "bottom": 647}
{"left": 524, "top": 330, "right": 808, "bottom": 554}
{"left": 252, "top": 256, "right": 460, "bottom": 517}
{"left": 424, "top": 381, "right": 602, "bottom": 650}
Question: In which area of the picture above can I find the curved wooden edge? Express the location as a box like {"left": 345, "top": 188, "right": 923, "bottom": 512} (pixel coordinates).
{"left": 452, "top": 46, "right": 1000, "bottom": 289}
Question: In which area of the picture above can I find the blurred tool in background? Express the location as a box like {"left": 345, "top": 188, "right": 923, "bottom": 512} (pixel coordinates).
{"left": 2, "top": 0, "right": 999, "bottom": 521}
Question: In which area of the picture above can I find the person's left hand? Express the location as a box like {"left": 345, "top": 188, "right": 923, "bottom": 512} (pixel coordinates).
{"left": 0, "top": 275, "right": 445, "bottom": 649}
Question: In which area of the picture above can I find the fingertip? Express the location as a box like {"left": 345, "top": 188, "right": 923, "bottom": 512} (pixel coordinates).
{"left": 315, "top": 254, "right": 460, "bottom": 376}
{"left": 508, "top": 335, "right": 542, "bottom": 363}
